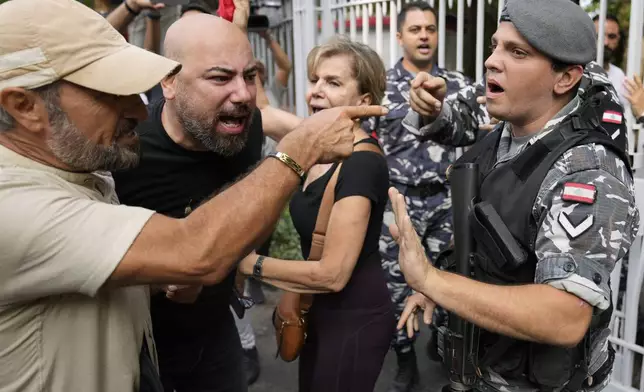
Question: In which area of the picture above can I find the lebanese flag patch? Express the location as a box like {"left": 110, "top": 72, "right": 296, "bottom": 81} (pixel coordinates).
{"left": 602, "top": 110, "right": 623, "bottom": 124}
{"left": 562, "top": 183, "right": 596, "bottom": 204}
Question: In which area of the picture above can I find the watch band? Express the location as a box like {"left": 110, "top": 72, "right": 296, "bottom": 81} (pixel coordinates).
{"left": 124, "top": 0, "right": 140, "bottom": 16}
{"left": 145, "top": 10, "right": 161, "bottom": 20}
{"left": 268, "top": 152, "right": 306, "bottom": 182}
{"left": 638, "top": 111, "right": 644, "bottom": 124}
{"left": 253, "top": 255, "right": 265, "bottom": 279}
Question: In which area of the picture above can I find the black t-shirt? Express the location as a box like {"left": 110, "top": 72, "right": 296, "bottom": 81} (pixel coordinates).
{"left": 112, "top": 98, "right": 263, "bottom": 334}
{"left": 289, "top": 138, "right": 391, "bottom": 310}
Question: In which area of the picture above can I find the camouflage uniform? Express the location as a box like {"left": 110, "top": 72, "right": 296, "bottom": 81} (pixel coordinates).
{"left": 370, "top": 58, "right": 472, "bottom": 351}
{"left": 408, "top": 60, "right": 634, "bottom": 319}
{"left": 404, "top": 62, "right": 639, "bottom": 391}
{"left": 419, "top": 62, "right": 623, "bottom": 146}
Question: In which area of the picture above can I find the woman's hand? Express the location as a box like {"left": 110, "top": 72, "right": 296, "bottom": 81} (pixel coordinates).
{"left": 398, "top": 293, "right": 436, "bottom": 338}
{"left": 625, "top": 75, "right": 644, "bottom": 119}
{"left": 388, "top": 187, "right": 434, "bottom": 292}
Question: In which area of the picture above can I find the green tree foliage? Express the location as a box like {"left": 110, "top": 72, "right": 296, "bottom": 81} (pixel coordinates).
{"left": 269, "top": 207, "right": 303, "bottom": 260}
{"left": 586, "top": 0, "right": 632, "bottom": 34}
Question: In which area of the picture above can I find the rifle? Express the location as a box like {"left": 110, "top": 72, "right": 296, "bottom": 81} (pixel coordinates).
{"left": 440, "top": 162, "right": 480, "bottom": 392}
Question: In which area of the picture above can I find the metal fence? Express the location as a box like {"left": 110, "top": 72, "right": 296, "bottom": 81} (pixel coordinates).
{"left": 250, "top": 1, "right": 644, "bottom": 389}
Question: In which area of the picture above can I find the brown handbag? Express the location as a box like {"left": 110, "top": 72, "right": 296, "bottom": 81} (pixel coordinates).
{"left": 271, "top": 141, "right": 383, "bottom": 362}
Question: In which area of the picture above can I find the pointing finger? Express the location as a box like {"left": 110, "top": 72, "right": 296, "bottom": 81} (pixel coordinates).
{"left": 421, "top": 77, "right": 445, "bottom": 92}
{"left": 343, "top": 105, "right": 389, "bottom": 119}
{"left": 411, "top": 72, "right": 431, "bottom": 89}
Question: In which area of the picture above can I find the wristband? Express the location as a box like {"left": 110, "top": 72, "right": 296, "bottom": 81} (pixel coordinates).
{"left": 145, "top": 10, "right": 161, "bottom": 20}
{"left": 124, "top": 0, "right": 140, "bottom": 16}
{"left": 268, "top": 152, "right": 306, "bottom": 182}
{"left": 253, "top": 255, "right": 265, "bottom": 279}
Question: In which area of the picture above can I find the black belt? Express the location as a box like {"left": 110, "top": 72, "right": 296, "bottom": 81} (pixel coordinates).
{"left": 400, "top": 182, "right": 447, "bottom": 198}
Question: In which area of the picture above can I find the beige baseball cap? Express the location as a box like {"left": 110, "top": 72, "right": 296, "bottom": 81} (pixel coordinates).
{"left": 0, "top": 0, "right": 181, "bottom": 95}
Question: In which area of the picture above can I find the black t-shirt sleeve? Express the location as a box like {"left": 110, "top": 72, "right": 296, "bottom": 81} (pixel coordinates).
{"left": 334, "top": 151, "right": 389, "bottom": 204}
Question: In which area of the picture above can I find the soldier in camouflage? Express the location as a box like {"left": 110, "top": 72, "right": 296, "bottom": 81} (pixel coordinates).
{"left": 391, "top": 1, "right": 639, "bottom": 391}
{"left": 364, "top": 3, "right": 473, "bottom": 391}
{"left": 421, "top": 61, "right": 626, "bottom": 148}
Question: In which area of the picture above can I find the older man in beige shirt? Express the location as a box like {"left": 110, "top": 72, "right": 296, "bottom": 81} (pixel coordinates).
{"left": 0, "top": 1, "right": 386, "bottom": 391}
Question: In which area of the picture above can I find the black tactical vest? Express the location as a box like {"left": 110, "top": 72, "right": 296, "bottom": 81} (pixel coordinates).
{"left": 453, "top": 86, "right": 631, "bottom": 389}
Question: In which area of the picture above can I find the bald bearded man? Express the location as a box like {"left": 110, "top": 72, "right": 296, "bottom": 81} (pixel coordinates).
{"left": 112, "top": 15, "right": 268, "bottom": 392}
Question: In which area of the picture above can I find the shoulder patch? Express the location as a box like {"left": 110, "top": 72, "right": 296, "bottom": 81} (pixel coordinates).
{"left": 558, "top": 212, "right": 594, "bottom": 239}
{"left": 562, "top": 182, "right": 596, "bottom": 204}
{"left": 602, "top": 110, "right": 623, "bottom": 125}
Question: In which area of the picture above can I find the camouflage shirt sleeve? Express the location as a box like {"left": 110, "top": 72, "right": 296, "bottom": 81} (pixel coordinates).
{"left": 533, "top": 144, "right": 639, "bottom": 311}
{"left": 401, "top": 82, "right": 489, "bottom": 146}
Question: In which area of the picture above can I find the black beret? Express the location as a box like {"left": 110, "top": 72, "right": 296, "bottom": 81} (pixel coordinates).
{"left": 500, "top": 0, "right": 597, "bottom": 65}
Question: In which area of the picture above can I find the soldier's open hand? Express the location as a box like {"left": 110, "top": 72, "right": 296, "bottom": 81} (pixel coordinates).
{"left": 388, "top": 187, "right": 434, "bottom": 292}
{"left": 409, "top": 72, "right": 447, "bottom": 120}
{"left": 397, "top": 293, "right": 436, "bottom": 338}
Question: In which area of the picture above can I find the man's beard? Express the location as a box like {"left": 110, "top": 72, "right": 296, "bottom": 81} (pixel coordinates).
{"left": 45, "top": 101, "right": 140, "bottom": 172}
{"left": 174, "top": 88, "right": 252, "bottom": 157}
{"left": 603, "top": 45, "right": 615, "bottom": 64}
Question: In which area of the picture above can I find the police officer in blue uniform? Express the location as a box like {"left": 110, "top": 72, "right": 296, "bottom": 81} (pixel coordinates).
{"left": 366, "top": 3, "right": 473, "bottom": 390}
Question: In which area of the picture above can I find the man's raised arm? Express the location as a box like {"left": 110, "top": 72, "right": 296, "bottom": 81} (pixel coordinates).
{"left": 109, "top": 105, "right": 388, "bottom": 287}
{"left": 401, "top": 74, "right": 489, "bottom": 146}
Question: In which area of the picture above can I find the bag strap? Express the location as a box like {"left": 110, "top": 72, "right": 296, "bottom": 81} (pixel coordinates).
{"left": 307, "top": 139, "right": 383, "bottom": 261}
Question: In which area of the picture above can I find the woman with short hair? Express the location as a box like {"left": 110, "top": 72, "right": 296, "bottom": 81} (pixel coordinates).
{"left": 238, "top": 36, "right": 393, "bottom": 392}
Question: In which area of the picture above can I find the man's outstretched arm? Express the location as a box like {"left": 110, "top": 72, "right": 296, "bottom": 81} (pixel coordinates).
{"left": 109, "top": 105, "right": 388, "bottom": 286}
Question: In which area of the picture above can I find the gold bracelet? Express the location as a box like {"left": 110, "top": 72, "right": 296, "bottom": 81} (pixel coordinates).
{"left": 268, "top": 152, "right": 306, "bottom": 181}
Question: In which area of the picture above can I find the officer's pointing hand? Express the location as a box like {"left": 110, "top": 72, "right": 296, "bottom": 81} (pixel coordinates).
{"left": 397, "top": 293, "right": 436, "bottom": 338}
{"left": 410, "top": 72, "right": 447, "bottom": 120}
{"left": 388, "top": 187, "right": 434, "bottom": 292}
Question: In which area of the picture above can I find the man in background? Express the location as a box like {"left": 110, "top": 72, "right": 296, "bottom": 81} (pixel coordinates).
{"left": 370, "top": 3, "right": 472, "bottom": 391}
{"left": 594, "top": 14, "right": 629, "bottom": 108}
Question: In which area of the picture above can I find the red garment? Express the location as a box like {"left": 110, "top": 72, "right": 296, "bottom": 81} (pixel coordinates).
{"left": 217, "top": 0, "right": 235, "bottom": 21}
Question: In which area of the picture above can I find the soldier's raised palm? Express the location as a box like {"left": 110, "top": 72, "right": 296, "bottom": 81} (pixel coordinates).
{"left": 388, "top": 187, "right": 433, "bottom": 292}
